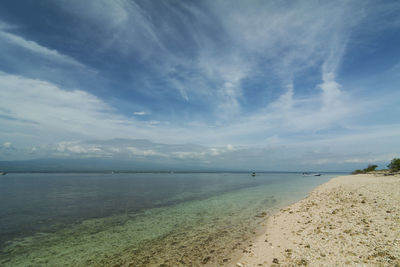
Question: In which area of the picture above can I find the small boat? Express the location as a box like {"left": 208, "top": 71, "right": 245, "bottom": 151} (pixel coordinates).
{"left": 0, "top": 171, "right": 7, "bottom": 175}
{"left": 302, "top": 172, "right": 321, "bottom": 176}
{"left": 251, "top": 172, "right": 256, "bottom": 177}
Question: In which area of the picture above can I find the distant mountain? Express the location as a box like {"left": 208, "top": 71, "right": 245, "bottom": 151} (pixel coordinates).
{"left": 0, "top": 158, "right": 228, "bottom": 173}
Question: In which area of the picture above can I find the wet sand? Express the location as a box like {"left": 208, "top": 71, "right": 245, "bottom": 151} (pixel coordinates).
{"left": 235, "top": 173, "right": 400, "bottom": 266}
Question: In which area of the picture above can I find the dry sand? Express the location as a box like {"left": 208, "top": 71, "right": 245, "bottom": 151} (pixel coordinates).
{"left": 235, "top": 173, "right": 400, "bottom": 266}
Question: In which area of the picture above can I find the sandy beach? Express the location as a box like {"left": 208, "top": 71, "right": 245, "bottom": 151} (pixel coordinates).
{"left": 235, "top": 173, "right": 400, "bottom": 266}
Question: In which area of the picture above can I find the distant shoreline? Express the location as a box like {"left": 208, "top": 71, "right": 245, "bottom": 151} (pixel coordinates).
{"left": 1, "top": 170, "right": 349, "bottom": 174}
{"left": 235, "top": 173, "right": 400, "bottom": 266}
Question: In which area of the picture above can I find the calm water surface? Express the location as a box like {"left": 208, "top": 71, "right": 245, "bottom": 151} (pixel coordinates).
{"left": 0, "top": 172, "right": 341, "bottom": 266}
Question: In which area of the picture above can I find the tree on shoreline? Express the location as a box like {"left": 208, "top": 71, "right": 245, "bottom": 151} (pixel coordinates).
{"left": 388, "top": 158, "right": 400, "bottom": 172}
{"left": 352, "top": 158, "right": 400, "bottom": 174}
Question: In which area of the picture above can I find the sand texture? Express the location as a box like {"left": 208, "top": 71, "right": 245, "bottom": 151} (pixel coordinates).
{"left": 236, "top": 174, "right": 400, "bottom": 266}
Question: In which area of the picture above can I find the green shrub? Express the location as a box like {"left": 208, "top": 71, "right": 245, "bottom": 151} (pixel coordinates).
{"left": 364, "top": 164, "right": 378, "bottom": 172}
{"left": 352, "top": 164, "right": 377, "bottom": 174}
{"left": 388, "top": 158, "right": 400, "bottom": 172}
{"left": 352, "top": 169, "right": 364, "bottom": 174}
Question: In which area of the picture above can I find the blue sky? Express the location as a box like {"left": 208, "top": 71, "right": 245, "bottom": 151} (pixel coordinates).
{"left": 0, "top": 0, "right": 399, "bottom": 171}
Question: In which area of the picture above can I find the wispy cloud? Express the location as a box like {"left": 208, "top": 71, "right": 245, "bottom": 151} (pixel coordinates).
{"left": 50, "top": 1, "right": 368, "bottom": 124}
{"left": 1, "top": 1, "right": 400, "bottom": 170}
{"left": 22, "top": 139, "right": 238, "bottom": 164}
{"left": 0, "top": 20, "right": 98, "bottom": 94}
{"left": 1, "top": 70, "right": 398, "bottom": 155}
{"left": 0, "top": 29, "right": 84, "bottom": 68}
{"left": 133, "top": 111, "right": 148, "bottom": 116}
{"left": 0, "top": 73, "right": 141, "bottom": 142}
{"left": 0, "top": 73, "right": 197, "bottom": 146}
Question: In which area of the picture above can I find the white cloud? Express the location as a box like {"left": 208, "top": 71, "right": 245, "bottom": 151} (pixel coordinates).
{"left": 27, "top": 139, "right": 241, "bottom": 162}
{"left": 126, "top": 146, "right": 166, "bottom": 157}
{"left": 1, "top": 65, "right": 397, "bottom": 165}
{"left": 133, "top": 111, "right": 148, "bottom": 116}
{"left": 0, "top": 73, "right": 221, "bottom": 146}
{"left": 226, "top": 144, "right": 235, "bottom": 151}
{"left": 55, "top": 0, "right": 251, "bottom": 112}
{"left": 148, "top": 120, "right": 160, "bottom": 126}
{"left": 0, "top": 21, "right": 16, "bottom": 30}
{"left": 56, "top": 0, "right": 163, "bottom": 57}
{"left": 54, "top": 141, "right": 109, "bottom": 157}
{"left": 3, "top": 142, "right": 12, "bottom": 148}
{"left": 170, "top": 145, "right": 240, "bottom": 160}
{"left": 1, "top": 1, "right": 399, "bottom": 170}
{"left": 172, "top": 151, "right": 204, "bottom": 160}
{"left": 303, "top": 153, "right": 400, "bottom": 167}
{"left": 0, "top": 30, "right": 84, "bottom": 68}
{"left": 0, "top": 73, "right": 153, "bottom": 143}
{"left": 50, "top": 0, "right": 368, "bottom": 124}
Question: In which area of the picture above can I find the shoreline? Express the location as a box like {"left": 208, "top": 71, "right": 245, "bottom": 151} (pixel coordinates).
{"left": 233, "top": 173, "right": 400, "bottom": 266}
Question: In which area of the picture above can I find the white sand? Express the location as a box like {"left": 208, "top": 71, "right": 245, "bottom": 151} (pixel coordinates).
{"left": 235, "top": 174, "right": 400, "bottom": 266}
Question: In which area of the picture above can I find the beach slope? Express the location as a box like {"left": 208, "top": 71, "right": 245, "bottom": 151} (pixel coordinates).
{"left": 237, "top": 174, "right": 400, "bottom": 266}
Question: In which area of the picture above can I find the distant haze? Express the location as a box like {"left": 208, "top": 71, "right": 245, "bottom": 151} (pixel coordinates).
{"left": 0, "top": 139, "right": 388, "bottom": 172}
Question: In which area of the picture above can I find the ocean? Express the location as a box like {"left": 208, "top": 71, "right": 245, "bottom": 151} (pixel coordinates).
{"left": 0, "top": 172, "right": 340, "bottom": 266}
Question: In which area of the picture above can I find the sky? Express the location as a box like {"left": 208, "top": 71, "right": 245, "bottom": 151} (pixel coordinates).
{"left": 0, "top": 0, "right": 399, "bottom": 171}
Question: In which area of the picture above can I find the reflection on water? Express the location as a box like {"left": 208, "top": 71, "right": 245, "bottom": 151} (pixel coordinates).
{"left": 0, "top": 172, "right": 338, "bottom": 266}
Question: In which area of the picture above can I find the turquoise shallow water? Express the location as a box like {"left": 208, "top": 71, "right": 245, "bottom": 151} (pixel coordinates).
{"left": 0, "top": 172, "right": 341, "bottom": 266}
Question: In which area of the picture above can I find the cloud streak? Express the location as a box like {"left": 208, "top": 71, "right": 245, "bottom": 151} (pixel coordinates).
{"left": 0, "top": 29, "right": 84, "bottom": 68}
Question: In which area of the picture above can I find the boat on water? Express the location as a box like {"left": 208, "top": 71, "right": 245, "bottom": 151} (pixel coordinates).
{"left": 251, "top": 172, "right": 256, "bottom": 177}
{"left": 302, "top": 172, "right": 321, "bottom": 176}
{"left": 0, "top": 171, "right": 7, "bottom": 175}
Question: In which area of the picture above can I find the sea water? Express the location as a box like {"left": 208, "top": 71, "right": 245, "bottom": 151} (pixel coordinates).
{"left": 0, "top": 172, "right": 340, "bottom": 266}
